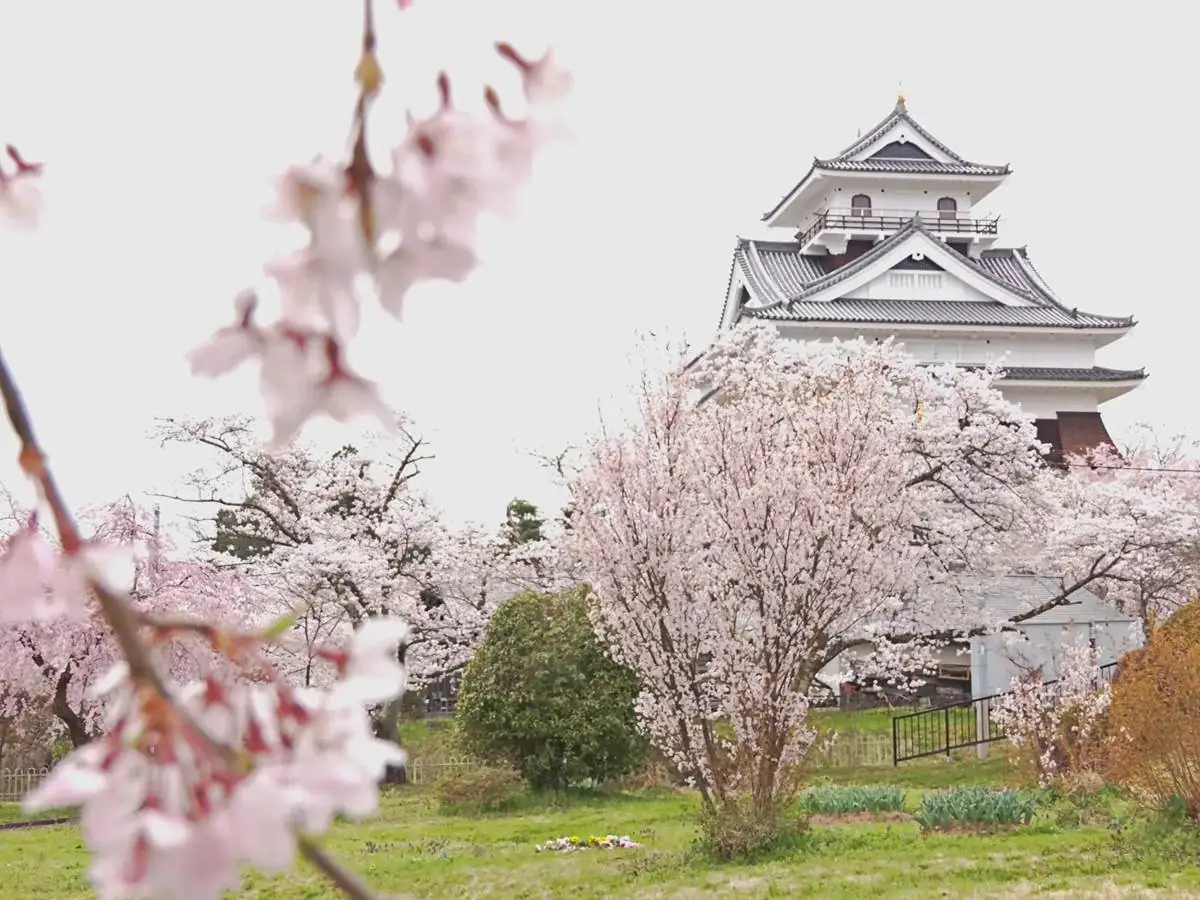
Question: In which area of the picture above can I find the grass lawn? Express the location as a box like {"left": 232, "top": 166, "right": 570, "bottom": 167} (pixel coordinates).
{"left": 4, "top": 760, "right": 1198, "bottom": 900}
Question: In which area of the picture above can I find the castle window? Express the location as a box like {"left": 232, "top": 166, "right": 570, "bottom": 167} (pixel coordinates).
{"left": 937, "top": 196, "right": 957, "bottom": 220}
{"left": 850, "top": 194, "right": 872, "bottom": 216}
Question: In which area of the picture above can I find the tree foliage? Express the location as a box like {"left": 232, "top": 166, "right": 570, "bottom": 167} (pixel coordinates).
{"left": 454, "top": 585, "right": 647, "bottom": 790}
{"left": 1106, "top": 602, "right": 1200, "bottom": 815}
{"left": 501, "top": 498, "right": 545, "bottom": 548}
{"left": 0, "top": 493, "right": 263, "bottom": 746}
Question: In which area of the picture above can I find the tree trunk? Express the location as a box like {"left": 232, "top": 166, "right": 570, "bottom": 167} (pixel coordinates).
{"left": 374, "top": 697, "right": 407, "bottom": 785}
{"left": 52, "top": 670, "right": 92, "bottom": 748}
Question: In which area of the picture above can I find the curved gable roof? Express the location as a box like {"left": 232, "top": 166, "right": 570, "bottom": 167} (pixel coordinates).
{"left": 724, "top": 227, "right": 1136, "bottom": 331}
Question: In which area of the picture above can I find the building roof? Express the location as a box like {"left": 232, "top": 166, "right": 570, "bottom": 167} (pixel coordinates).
{"left": 997, "top": 366, "right": 1147, "bottom": 383}
{"left": 761, "top": 100, "right": 1011, "bottom": 222}
{"left": 725, "top": 219, "right": 1136, "bottom": 331}
{"left": 811, "top": 159, "right": 1010, "bottom": 176}
{"left": 831, "top": 99, "right": 982, "bottom": 165}
{"left": 919, "top": 575, "right": 1136, "bottom": 627}
{"left": 744, "top": 300, "right": 1132, "bottom": 330}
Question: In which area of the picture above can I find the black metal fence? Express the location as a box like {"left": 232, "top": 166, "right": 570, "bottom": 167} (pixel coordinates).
{"left": 891, "top": 661, "right": 1118, "bottom": 765}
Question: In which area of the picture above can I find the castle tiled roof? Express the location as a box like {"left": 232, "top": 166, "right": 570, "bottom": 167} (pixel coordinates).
{"left": 762, "top": 102, "right": 1011, "bottom": 222}
{"left": 726, "top": 219, "right": 1135, "bottom": 331}
{"left": 743, "top": 300, "right": 1134, "bottom": 329}
{"left": 831, "top": 100, "right": 969, "bottom": 163}
{"left": 811, "top": 159, "right": 1010, "bottom": 176}
{"left": 997, "top": 366, "right": 1146, "bottom": 383}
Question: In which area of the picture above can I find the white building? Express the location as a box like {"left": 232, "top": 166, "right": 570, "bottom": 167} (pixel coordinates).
{"left": 718, "top": 95, "right": 1144, "bottom": 461}
{"left": 815, "top": 576, "right": 1141, "bottom": 704}
{"left": 713, "top": 97, "right": 1144, "bottom": 703}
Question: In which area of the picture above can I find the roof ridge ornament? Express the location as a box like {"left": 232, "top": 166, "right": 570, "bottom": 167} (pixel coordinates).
{"left": 896, "top": 83, "right": 906, "bottom": 114}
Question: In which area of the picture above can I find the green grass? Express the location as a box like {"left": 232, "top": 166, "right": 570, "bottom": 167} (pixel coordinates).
{"left": 810, "top": 707, "right": 905, "bottom": 736}
{"left": 4, "top": 763, "right": 1200, "bottom": 899}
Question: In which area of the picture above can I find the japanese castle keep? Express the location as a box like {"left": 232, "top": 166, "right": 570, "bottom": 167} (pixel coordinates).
{"left": 718, "top": 96, "right": 1144, "bottom": 461}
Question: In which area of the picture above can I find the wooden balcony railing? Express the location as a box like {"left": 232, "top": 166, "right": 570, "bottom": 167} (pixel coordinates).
{"left": 798, "top": 208, "right": 999, "bottom": 248}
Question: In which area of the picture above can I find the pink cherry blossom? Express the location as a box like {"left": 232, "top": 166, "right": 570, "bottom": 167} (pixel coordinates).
{"left": 0, "top": 498, "right": 266, "bottom": 746}
{"left": 189, "top": 295, "right": 397, "bottom": 450}
{"left": 992, "top": 636, "right": 1112, "bottom": 785}
{"left": 0, "top": 143, "right": 43, "bottom": 228}
{"left": 188, "top": 46, "right": 570, "bottom": 448}
{"left": 24, "top": 618, "right": 409, "bottom": 899}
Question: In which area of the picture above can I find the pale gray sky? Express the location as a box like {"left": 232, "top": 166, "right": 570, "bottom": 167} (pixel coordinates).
{"left": 0, "top": 1, "right": 1190, "bottom": 531}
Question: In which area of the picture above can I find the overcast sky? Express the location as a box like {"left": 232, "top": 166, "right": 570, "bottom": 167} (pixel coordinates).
{"left": 0, "top": 1, "right": 1191, "bottom": 533}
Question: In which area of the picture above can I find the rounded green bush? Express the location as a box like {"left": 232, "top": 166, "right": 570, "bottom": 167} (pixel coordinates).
{"left": 454, "top": 586, "right": 648, "bottom": 790}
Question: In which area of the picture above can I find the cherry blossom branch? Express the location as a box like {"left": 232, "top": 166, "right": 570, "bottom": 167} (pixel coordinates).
{"left": 348, "top": 0, "right": 380, "bottom": 248}
{"left": 2, "top": 351, "right": 385, "bottom": 900}
{"left": 300, "top": 835, "right": 377, "bottom": 900}
{"left": 0, "top": 348, "right": 238, "bottom": 764}
{"left": 0, "top": 352, "right": 152, "bottom": 676}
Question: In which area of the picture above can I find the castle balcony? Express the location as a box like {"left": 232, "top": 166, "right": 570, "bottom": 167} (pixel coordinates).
{"left": 797, "top": 207, "right": 999, "bottom": 254}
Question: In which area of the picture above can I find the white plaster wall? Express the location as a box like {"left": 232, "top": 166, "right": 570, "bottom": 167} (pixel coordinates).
{"left": 1000, "top": 388, "right": 1099, "bottom": 418}
{"left": 806, "top": 185, "right": 977, "bottom": 220}
{"left": 970, "top": 621, "right": 1142, "bottom": 699}
{"left": 779, "top": 327, "right": 1098, "bottom": 369}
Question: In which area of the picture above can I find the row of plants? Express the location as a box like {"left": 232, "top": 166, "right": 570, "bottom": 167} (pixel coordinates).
{"left": 408, "top": 584, "right": 1200, "bottom": 862}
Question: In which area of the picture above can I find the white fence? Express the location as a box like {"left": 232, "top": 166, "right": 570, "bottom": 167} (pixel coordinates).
{"left": 404, "top": 757, "right": 479, "bottom": 786}
{"left": 0, "top": 767, "right": 49, "bottom": 803}
{"left": 0, "top": 737, "right": 893, "bottom": 806}
{"left": 810, "top": 734, "right": 892, "bottom": 769}
{"left": 404, "top": 734, "right": 893, "bottom": 785}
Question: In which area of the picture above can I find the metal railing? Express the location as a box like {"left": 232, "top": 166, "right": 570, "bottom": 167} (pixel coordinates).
{"left": 798, "top": 207, "right": 999, "bottom": 249}
{"left": 891, "top": 661, "right": 1118, "bottom": 765}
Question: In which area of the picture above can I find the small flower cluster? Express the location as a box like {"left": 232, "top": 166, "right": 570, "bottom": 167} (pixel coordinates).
{"left": 533, "top": 834, "right": 642, "bottom": 853}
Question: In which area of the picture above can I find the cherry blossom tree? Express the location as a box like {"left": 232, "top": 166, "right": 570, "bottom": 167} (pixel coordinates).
{"left": 1048, "top": 435, "right": 1200, "bottom": 628}
{"left": 0, "top": 2, "right": 570, "bottom": 897}
{"left": 154, "top": 416, "right": 566, "bottom": 697}
{"left": 566, "top": 321, "right": 1183, "bottom": 821}
{"left": 991, "top": 636, "right": 1112, "bottom": 786}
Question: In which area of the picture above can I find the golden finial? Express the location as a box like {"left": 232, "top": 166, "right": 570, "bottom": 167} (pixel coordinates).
{"left": 896, "top": 83, "right": 906, "bottom": 113}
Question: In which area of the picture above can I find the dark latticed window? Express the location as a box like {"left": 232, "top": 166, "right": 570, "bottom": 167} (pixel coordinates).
{"left": 850, "top": 193, "right": 872, "bottom": 216}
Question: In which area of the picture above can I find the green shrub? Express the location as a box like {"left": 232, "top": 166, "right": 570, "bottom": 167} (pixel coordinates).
{"left": 800, "top": 784, "right": 906, "bottom": 814}
{"left": 455, "top": 585, "right": 648, "bottom": 790}
{"left": 433, "top": 765, "right": 524, "bottom": 812}
{"left": 695, "top": 794, "right": 809, "bottom": 861}
{"left": 914, "top": 787, "right": 1036, "bottom": 830}
{"left": 1110, "top": 796, "right": 1200, "bottom": 865}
